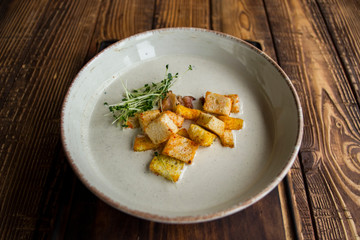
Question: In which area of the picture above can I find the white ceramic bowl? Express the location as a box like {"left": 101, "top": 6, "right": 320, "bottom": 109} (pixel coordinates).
{"left": 61, "top": 28, "right": 303, "bottom": 223}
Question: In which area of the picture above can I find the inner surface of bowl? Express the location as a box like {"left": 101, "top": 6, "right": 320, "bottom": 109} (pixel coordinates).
{"left": 61, "top": 28, "right": 302, "bottom": 223}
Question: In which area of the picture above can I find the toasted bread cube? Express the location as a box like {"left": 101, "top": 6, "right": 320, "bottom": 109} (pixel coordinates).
{"left": 138, "top": 110, "right": 160, "bottom": 130}
{"left": 162, "top": 110, "right": 184, "bottom": 128}
{"left": 125, "top": 115, "right": 140, "bottom": 129}
{"left": 177, "top": 128, "right": 190, "bottom": 138}
{"left": 196, "top": 112, "right": 225, "bottom": 137}
{"left": 150, "top": 154, "right": 185, "bottom": 182}
{"left": 217, "top": 116, "right": 244, "bottom": 130}
{"left": 225, "top": 94, "right": 240, "bottom": 113}
{"left": 188, "top": 124, "right": 217, "bottom": 147}
{"left": 162, "top": 134, "right": 199, "bottom": 164}
{"left": 144, "top": 113, "right": 178, "bottom": 144}
{"left": 133, "top": 135, "right": 159, "bottom": 151}
{"left": 203, "top": 91, "right": 232, "bottom": 116}
{"left": 175, "top": 104, "right": 201, "bottom": 120}
{"left": 220, "top": 130, "right": 235, "bottom": 148}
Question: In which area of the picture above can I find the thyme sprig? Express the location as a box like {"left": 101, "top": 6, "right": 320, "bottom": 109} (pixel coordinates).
{"left": 105, "top": 64, "right": 192, "bottom": 128}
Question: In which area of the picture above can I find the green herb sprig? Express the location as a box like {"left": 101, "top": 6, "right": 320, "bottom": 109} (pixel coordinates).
{"left": 105, "top": 64, "right": 193, "bottom": 128}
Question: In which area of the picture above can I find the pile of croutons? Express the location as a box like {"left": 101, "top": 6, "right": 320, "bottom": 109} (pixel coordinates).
{"left": 129, "top": 91, "right": 244, "bottom": 182}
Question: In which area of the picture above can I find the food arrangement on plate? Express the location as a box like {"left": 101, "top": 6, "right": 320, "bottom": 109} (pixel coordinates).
{"left": 61, "top": 28, "right": 302, "bottom": 222}
{"left": 105, "top": 65, "right": 244, "bottom": 182}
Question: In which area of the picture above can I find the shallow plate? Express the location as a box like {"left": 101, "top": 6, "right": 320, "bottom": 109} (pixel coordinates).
{"left": 61, "top": 28, "right": 303, "bottom": 223}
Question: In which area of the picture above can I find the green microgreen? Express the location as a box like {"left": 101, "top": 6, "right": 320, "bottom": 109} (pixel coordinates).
{"left": 105, "top": 64, "right": 193, "bottom": 128}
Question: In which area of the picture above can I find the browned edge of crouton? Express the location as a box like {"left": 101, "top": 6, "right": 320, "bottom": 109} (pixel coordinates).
{"left": 133, "top": 135, "right": 160, "bottom": 151}
{"left": 175, "top": 104, "right": 201, "bottom": 120}
{"left": 203, "top": 91, "right": 232, "bottom": 116}
{"left": 220, "top": 130, "right": 235, "bottom": 148}
{"left": 188, "top": 124, "right": 217, "bottom": 147}
{"left": 217, "top": 115, "right": 243, "bottom": 130}
{"left": 162, "top": 110, "right": 184, "bottom": 128}
{"left": 225, "top": 94, "right": 240, "bottom": 113}
{"left": 162, "top": 134, "right": 199, "bottom": 164}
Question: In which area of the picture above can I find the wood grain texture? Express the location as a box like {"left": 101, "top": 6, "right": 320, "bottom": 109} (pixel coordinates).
{"left": 86, "top": 0, "right": 156, "bottom": 60}
{"left": 153, "top": 0, "right": 210, "bottom": 29}
{"left": 62, "top": 180, "right": 286, "bottom": 240}
{"left": 211, "top": 0, "right": 275, "bottom": 58}
{"left": 1, "top": 0, "right": 358, "bottom": 239}
{"left": 264, "top": 0, "right": 360, "bottom": 239}
{"left": 287, "top": 158, "right": 316, "bottom": 240}
{"left": 0, "top": 0, "right": 102, "bottom": 238}
{"left": 316, "top": 0, "right": 360, "bottom": 105}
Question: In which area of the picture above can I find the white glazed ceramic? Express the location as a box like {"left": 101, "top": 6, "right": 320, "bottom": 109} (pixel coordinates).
{"left": 61, "top": 28, "right": 303, "bottom": 223}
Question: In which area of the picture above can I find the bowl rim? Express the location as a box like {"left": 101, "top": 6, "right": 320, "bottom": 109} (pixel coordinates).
{"left": 60, "top": 27, "right": 304, "bottom": 223}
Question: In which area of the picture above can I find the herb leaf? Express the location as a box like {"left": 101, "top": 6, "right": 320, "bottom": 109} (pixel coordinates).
{"left": 105, "top": 65, "right": 191, "bottom": 128}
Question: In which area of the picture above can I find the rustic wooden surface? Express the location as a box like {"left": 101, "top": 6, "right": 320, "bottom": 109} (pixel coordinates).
{"left": 0, "top": 0, "right": 359, "bottom": 239}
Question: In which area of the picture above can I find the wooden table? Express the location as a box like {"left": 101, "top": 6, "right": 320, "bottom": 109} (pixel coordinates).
{"left": 1, "top": 0, "right": 359, "bottom": 239}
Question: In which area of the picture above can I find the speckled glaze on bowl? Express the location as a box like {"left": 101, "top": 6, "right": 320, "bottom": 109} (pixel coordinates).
{"left": 61, "top": 28, "right": 303, "bottom": 223}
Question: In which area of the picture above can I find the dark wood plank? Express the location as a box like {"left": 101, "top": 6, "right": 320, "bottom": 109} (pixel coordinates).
{"left": 0, "top": 0, "right": 102, "bottom": 238}
{"left": 86, "top": 0, "right": 156, "bottom": 60}
{"left": 153, "top": 0, "right": 210, "bottom": 28}
{"left": 211, "top": 0, "right": 276, "bottom": 58}
{"left": 264, "top": 0, "right": 360, "bottom": 239}
{"left": 287, "top": 158, "right": 316, "bottom": 240}
{"left": 316, "top": 0, "right": 360, "bottom": 105}
{"left": 63, "top": 180, "right": 285, "bottom": 240}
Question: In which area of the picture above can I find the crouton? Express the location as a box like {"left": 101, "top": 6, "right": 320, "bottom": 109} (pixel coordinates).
{"left": 177, "top": 128, "right": 190, "bottom": 138}
{"left": 133, "top": 135, "right": 159, "bottom": 151}
{"left": 162, "top": 110, "right": 184, "bottom": 128}
{"left": 162, "top": 134, "right": 199, "bottom": 164}
{"left": 138, "top": 110, "right": 160, "bottom": 130}
{"left": 144, "top": 113, "right": 178, "bottom": 144}
{"left": 125, "top": 115, "right": 139, "bottom": 129}
{"left": 188, "top": 124, "right": 217, "bottom": 147}
{"left": 175, "top": 104, "right": 201, "bottom": 120}
{"left": 196, "top": 112, "right": 225, "bottom": 137}
{"left": 203, "top": 91, "right": 232, "bottom": 116}
{"left": 149, "top": 154, "right": 185, "bottom": 182}
{"left": 220, "top": 130, "right": 235, "bottom": 148}
{"left": 217, "top": 116, "right": 244, "bottom": 130}
{"left": 225, "top": 94, "right": 240, "bottom": 113}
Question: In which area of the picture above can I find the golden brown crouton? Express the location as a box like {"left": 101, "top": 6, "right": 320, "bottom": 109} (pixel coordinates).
{"left": 220, "top": 130, "right": 235, "bottom": 148}
{"left": 177, "top": 128, "right": 190, "bottom": 138}
{"left": 225, "top": 94, "right": 240, "bottom": 113}
{"left": 144, "top": 113, "right": 179, "bottom": 144}
{"left": 217, "top": 116, "right": 244, "bottom": 130}
{"left": 196, "top": 112, "right": 225, "bottom": 137}
{"left": 175, "top": 104, "right": 201, "bottom": 120}
{"left": 188, "top": 124, "right": 217, "bottom": 147}
{"left": 203, "top": 91, "right": 232, "bottom": 116}
{"left": 133, "top": 135, "right": 159, "bottom": 151}
{"left": 162, "top": 110, "right": 184, "bottom": 128}
{"left": 149, "top": 154, "right": 185, "bottom": 182}
{"left": 162, "top": 134, "right": 199, "bottom": 164}
{"left": 125, "top": 115, "right": 140, "bottom": 129}
{"left": 138, "top": 110, "right": 161, "bottom": 130}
